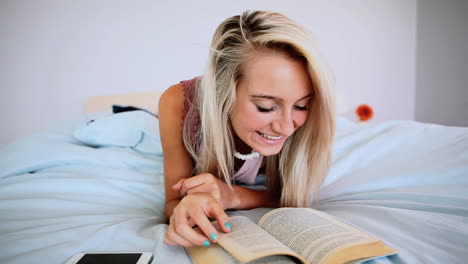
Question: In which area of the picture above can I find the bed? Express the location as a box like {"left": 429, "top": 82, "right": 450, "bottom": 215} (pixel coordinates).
{"left": 0, "top": 92, "right": 467, "bottom": 264}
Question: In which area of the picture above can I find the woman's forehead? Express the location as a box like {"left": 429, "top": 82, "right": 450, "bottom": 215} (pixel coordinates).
{"left": 240, "top": 51, "right": 313, "bottom": 99}
{"left": 239, "top": 74, "right": 312, "bottom": 103}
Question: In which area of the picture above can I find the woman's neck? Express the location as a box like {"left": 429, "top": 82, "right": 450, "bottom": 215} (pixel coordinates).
{"left": 232, "top": 131, "right": 252, "bottom": 155}
{"left": 232, "top": 130, "right": 252, "bottom": 171}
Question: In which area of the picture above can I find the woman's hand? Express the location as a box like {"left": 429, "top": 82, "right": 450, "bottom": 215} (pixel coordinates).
{"left": 163, "top": 193, "right": 232, "bottom": 247}
{"left": 172, "top": 173, "right": 237, "bottom": 209}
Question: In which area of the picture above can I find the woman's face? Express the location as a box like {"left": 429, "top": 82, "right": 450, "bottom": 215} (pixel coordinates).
{"left": 230, "top": 50, "right": 313, "bottom": 156}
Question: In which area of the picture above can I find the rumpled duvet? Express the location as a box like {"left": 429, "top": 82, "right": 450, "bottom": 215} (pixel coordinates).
{"left": 0, "top": 111, "right": 467, "bottom": 264}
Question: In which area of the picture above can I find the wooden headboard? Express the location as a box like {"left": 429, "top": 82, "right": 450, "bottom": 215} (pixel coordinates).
{"left": 84, "top": 91, "right": 163, "bottom": 115}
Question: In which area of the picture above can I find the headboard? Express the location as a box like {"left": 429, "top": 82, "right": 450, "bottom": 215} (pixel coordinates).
{"left": 84, "top": 91, "right": 163, "bottom": 115}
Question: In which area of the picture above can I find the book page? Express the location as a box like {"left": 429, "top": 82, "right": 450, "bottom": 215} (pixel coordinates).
{"left": 258, "top": 208, "right": 388, "bottom": 264}
{"left": 187, "top": 243, "right": 301, "bottom": 264}
{"left": 227, "top": 207, "right": 276, "bottom": 224}
{"left": 215, "top": 216, "right": 305, "bottom": 263}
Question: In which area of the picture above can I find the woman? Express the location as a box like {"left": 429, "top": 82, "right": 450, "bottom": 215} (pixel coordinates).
{"left": 159, "top": 10, "right": 335, "bottom": 248}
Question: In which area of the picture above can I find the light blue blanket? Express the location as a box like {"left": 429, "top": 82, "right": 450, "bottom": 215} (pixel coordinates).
{"left": 0, "top": 111, "right": 467, "bottom": 264}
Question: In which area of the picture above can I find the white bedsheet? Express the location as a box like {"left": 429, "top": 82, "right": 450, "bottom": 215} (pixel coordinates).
{"left": 0, "top": 112, "right": 467, "bottom": 264}
{"left": 316, "top": 118, "right": 468, "bottom": 263}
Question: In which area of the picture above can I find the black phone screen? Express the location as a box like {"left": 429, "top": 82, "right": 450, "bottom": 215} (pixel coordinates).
{"left": 77, "top": 253, "right": 143, "bottom": 264}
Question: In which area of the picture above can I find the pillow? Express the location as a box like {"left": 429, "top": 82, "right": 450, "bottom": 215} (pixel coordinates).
{"left": 73, "top": 110, "right": 162, "bottom": 155}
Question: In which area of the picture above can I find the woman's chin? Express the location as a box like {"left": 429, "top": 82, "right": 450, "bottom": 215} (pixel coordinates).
{"left": 255, "top": 145, "right": 283, "bottom": 157}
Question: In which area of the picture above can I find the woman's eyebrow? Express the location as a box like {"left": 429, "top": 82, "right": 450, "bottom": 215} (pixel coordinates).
{"left": 249, "top": 93, "right": 313, "bottom": 102}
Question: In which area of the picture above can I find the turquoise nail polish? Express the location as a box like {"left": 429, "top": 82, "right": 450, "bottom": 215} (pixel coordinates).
{"left": 225, "top": 222, "right": 232, "bottom": 230}
{"left": 210, "top": 233, "right": 218, "bottom": 241}
{"left": 202, "top": 240, "right": 210, "bottom": 247}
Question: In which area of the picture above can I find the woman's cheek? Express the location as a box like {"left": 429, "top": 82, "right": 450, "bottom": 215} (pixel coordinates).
{"left": 250, "top": 112, "right": 272, "bottom": 129}
{"left": 295, "top": 112, "right": 308, "bottom": 128}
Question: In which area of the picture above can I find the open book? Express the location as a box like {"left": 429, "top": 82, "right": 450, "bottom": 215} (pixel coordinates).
{"left": 186, "top": 208, "right": 397, "bottom": 264}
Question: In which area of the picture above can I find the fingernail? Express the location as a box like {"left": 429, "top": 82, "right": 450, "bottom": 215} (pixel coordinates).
{"left": 202, "top": 240, "right": 210, "bottom": 247}
{"left": 224, "top": 222, "right": 231, "bottom": 230}
{"left": 210, "top": 233, "right": 218, "bottom": 241}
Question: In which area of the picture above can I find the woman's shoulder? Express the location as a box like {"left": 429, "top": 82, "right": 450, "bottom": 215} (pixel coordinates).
{"left": 159, "top": 77, "right": 199, "bottom": 112}
{"left": 159, "top": 83, "right": 184, "bottom": 104}
{"left": 159, "top": 83, "right": 184, "bottom": 110}
{"left": 158, "top": 84, "right": 185, "bottom": 137}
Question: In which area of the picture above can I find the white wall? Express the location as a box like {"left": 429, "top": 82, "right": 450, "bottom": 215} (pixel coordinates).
{"left": 415, "top": 0, "right": 468, "bottom": 127}
{"left": 0, "top": 0, "right": 417, "bottom": 147}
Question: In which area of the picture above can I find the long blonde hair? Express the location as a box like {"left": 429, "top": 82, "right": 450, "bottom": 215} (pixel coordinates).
{"left": 183, "top": 10, "right": 335, "bottom": 207}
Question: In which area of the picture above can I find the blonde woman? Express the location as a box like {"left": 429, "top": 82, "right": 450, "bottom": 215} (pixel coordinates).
{"left": 159, "top": 10, "right": 335, "bottom": 248}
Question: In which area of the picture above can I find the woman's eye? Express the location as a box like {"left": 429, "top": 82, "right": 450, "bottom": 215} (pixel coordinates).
{"left": 256, "top": 106, "right": 274, "bottom": 113}
{"left": 294, "top": 105, "right": 308, "bottom": 111}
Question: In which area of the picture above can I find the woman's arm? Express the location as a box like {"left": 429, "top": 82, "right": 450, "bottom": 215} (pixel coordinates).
{"left": 160, "top": 87, "right": 232, "bottom": 247}
{"left": 158, "top": 83, "right": 195, "bottom": 219}
{"left": 231, "top": 184, "right": 280, "bottom": 209}
{"left": 175, "top": 173, "right": 281, "bottom": 210}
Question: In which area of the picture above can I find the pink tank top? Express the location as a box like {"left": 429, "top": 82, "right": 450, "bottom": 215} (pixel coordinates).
{"left": 181, "top": 77, "right": 263, "bottom": 185}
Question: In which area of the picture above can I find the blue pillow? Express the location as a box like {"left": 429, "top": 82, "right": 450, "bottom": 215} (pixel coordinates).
{"left": 73, "top": 111, "right": 162, "bottom": 155}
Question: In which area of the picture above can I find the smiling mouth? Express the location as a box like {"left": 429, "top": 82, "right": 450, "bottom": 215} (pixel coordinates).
{"left": 257, "top": 131, "right": 283, "bottom": 140}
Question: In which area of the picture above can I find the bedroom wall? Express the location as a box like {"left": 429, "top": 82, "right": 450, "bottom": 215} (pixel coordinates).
{"left": 415, "top": 0, "right": 468, "bottom": 127}
{"left": 0, "top": 0, "right": 417, "bottom": 147}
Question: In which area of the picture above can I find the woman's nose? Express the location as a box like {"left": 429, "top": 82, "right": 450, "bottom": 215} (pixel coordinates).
{"left": 272, "top": 111, "right": 295, "bottom": 136}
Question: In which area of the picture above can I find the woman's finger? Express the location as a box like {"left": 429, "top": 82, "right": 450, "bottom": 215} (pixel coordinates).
{"left": 192, "top": 206, "right": 221, "bottom": 243}
{"left": 174, "top": 207, "right": 212, "bottom": 247}
{"left": 205, "top": 199, "right": 232, "bottom": 233}
{"left": 164, "top": 216, "right": 194, "bottom": 247}
{"left": 186, "top": 185, "right": 223, "bottom": 204}
{"left": 180, "top": 177, "right": 206, "bottom": 195}
{"left": 164, "top": 229, "right": 192, "bottom": 247}
{"left": 185, "top": 185, "right": 210, "bottom": 195}
{"left": 180, "top": 173, "right": 218, "bottom": 195}
{"left": 172, "top": 178, "right": 186, "bottom": 190}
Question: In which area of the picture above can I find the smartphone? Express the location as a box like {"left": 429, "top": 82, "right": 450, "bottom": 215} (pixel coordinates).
{"left": 65, "top": 252, "right": 153, "bottom": 264}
